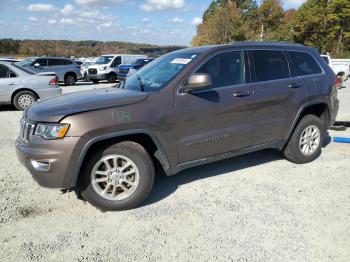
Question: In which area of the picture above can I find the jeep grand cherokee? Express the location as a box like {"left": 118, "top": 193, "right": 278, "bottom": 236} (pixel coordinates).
{"left": 16, "top": 42, "right": 339, "bottom": 211}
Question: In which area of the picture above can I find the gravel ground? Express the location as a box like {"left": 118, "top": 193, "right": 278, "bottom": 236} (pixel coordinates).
{"left": 0, "top": 82, "right": 349, "bottom": 262}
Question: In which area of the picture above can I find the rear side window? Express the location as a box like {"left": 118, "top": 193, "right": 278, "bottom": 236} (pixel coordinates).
{"left": 0, "top": 64, "right": 9, "bottom": 78}
{"left": 48, "top": 59, "right": 61, "bottom": 66}
{"left": 196, "top": 51, "right": 245, "bottom": 88}
{"left": 251, "top": 50, "right": 290, "bottom": 82}
{"left": 61, "top": 59, "right": 73, "bottom": 65}
{"left": 288, "top": 51, "right": 322, "bottom": 76}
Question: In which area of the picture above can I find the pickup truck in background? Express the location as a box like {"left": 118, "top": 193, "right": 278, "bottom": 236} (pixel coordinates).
{"left": 117, "top": 58, "right": 154, "bottom": 81}
{"left": 321, "top": 55, "right": 350, "bottom": 81}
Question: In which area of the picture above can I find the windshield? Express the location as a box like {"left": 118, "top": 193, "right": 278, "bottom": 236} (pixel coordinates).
{"left": 121, "top": 52, "right": 199, "bottom": 92}
{"left": 18, "top": 58, "right": 37, "bottom": 67}
{"left": 95, "top": 56, "right": 114, "bottom": 65}
{"left": 12, "top": 63, "right": 35, "bottom": 75}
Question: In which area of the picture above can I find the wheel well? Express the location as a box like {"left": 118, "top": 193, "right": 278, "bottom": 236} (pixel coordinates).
{"left": 78, "top": 133, "right": 161, "bottom": 180}
{"left": 65, "top": 72, "right": 77, "bottom": 80}
{"left": 11, "top": 88, "right": 39, "bottom": 104}
{"left": 299, "top": 103, "right": 330, "bottom": 127}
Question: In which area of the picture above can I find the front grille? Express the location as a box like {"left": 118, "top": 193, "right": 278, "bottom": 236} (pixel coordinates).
{"left": 20, "top": 119, "right": 35, "bottom": 143}
{"left": 88, "top": 69, "right": 97, "bottom": 75}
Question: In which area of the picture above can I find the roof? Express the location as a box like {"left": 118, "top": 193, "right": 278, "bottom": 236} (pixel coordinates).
{"left": 175, "top": 41, "right": 308, "bottom": 55}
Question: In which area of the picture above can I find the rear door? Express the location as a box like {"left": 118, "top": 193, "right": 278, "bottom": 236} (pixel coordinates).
{"left": 248, "top": 49, "right": 306, "bottom": 145}
{"left": 175, "top": 50, "right": 253, "bottom": 163}
{"left": 0, "top": 64, "right": 18, "bottom": 102}
{"left": 286, "top": 51, "right": 324, "bottom": 102}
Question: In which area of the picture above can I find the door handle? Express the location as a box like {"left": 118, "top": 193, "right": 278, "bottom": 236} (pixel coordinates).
{"left": 289, "top": 83, "right": 303, "bottom": 89}
{"left": 8, "top": 83, "right": 15, "bottom": 86}
{"left": 233, "top": 91, "right": 250, "bottom": 97}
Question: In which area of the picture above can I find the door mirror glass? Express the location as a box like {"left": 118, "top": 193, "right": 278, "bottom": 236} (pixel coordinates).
{"left": 34, "top": 63, "right": 40, "bottom": 68}
{"left": 182, "top": 73, "right": 212, "bottom": 93}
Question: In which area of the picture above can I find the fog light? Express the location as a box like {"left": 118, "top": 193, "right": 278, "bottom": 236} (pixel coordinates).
{"left": 30, "top": 160, "right": 50, "bottom": 172}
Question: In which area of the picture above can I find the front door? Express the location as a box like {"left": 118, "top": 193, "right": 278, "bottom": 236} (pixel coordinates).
{"left": 175, "top": 50, "right": 253, "bottom": 163}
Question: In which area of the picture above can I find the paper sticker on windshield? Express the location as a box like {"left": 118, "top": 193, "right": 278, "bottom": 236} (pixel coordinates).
{"left": 171, "top": 58, "right": 192, "bottom": 65}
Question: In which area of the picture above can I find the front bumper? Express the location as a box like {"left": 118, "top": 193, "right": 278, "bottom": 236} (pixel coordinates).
{"left": 16, "top": 135, "right": 80, "bottom": 189}
{"left": 87, "top": 72, "right": 108, "bottom": 80}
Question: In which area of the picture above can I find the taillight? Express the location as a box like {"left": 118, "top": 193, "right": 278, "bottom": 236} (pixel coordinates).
{"left": 49, "top": 77, "right": 58, "bottom": 86}
{"left": 334, "top": 77, "right": 341, "bottom": 88}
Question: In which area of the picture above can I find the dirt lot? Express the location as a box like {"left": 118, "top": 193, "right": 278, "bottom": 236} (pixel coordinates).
{"left": 0, "top": 82, "right": 349, "bottom": 261}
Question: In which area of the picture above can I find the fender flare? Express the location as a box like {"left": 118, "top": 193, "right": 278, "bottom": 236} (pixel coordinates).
{"left": 283, "top": 100, "right": 331, "bottom": 149}
{"left": 70, "top": 129, "right": 170, "bottom": 187}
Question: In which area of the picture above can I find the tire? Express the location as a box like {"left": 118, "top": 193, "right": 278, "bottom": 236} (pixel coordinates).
{"left": 78, "top": 141, "right": 155, "bottom": 211}
{"left": 64, "top": 73, "right": 76, "bottom": 86}
{"left": 83, "top": 73, "right": 88, "bottom": 82}
{"left": 13, "top": 91, "right": 37, "bottom": 110}
{"left": 283, "top": 115, "right": 324, "bottom": 164}
{"left": 92, "top": 79, "right": 99, "bottom": 84}
{"left": 108, "top": 73, "right": 117, "bottom": 83}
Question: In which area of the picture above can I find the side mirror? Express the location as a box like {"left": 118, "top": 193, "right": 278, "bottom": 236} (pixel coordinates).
{"left": 182, "top": 73, "right": 212, "bottom": 93}
{"left": 34, "top": 63, "right": 41, "bottom": 68}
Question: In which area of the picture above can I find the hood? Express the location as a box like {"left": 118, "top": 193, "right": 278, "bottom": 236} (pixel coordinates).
{"left": 25, "top": 87, "right": 149, "bottom": 122}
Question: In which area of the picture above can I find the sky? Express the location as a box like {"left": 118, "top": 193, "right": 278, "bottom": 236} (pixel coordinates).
{"left": 0, "top": 0, "right": 306, "bottom": 46}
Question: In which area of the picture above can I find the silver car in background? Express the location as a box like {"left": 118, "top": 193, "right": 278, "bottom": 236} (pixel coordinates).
{"left": 18, "top": 57, "right": 82, "bottom": 86}
{"left": 0, "top": 62, "right": 62, "bottom": 110}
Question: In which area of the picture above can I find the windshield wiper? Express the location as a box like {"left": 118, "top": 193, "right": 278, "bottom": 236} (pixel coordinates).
{"left": 136, "top": 74, "right": 145, "bottom": 92}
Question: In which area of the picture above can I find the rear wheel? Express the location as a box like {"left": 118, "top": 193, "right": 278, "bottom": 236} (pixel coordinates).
{"left": 78, "top": 141, "right": 155, "bottom": 211}
{"left": 283, "top": 115, "right": 324, "bottom": 164}
{"left": 64, "top": 73, "right": 76, "bottom": 86}
{"left": 13, "top": 91, "right": 37, "bottom": 110}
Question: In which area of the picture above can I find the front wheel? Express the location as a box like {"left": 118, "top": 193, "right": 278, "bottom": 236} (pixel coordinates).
{"left": 108, "top": 73, "right": 117, "bottom": 83}
{"left": 78, "top": 141, "right": 155, "bottom": 211}
{"left": 13, "top": 91, "right": 37, "bottom": 110}
{"left": 283, "top": 115, "right": 324, "bottom": 164}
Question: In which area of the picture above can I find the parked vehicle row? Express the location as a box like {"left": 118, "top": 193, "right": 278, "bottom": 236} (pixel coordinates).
{"left": 0, "top": 61, "right": 61, "bottom": 110}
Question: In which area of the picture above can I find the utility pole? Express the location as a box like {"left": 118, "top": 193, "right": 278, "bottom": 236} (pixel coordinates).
{"left": 260, "top": 24, "right": 264, "bottom": 41}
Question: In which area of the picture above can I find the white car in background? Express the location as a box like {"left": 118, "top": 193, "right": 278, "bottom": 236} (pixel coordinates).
{"left": 0, "top": 61, "right": 61, "bottom": 110}
{"left": 321, "top": 55, "right": 350, "bottom": 80}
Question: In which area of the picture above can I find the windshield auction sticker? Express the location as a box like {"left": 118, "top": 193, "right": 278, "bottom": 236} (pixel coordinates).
{"left": 171, "top": 58, "right": 192, "bottom": 64}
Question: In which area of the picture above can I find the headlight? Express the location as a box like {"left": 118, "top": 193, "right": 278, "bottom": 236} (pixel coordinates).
{"left": 99, "top": 66, "right": 107, "bottom": 71}
{"left": 34, "top": 123, "right": 70, "bottom": 140}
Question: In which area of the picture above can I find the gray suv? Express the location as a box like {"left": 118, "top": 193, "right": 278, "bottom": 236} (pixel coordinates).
{"left": 19, "top": 57, "right": 82, "bottom": 86}
{"left": 16, "top": 42, "right": 339, "bottom": 211}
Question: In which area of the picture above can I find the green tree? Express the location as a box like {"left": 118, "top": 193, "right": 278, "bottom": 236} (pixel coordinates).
{"left": 193, "top": 2, "right": 245, "bottom": 46}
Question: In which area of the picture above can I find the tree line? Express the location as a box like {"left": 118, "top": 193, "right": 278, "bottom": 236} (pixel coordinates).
{"left": 192, "top": 0, "right": 350, "bottom": 57}
{"left": 0, "top": 39, "right": 186, "bottom": 58}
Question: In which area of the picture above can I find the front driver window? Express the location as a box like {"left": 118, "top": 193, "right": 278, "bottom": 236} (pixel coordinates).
{"left": 112, "top": 57, "right": 121, "bottom": 67}
{"left": 196, "top": 51, "right": 245, "bottom": 88}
